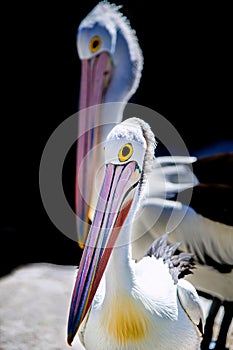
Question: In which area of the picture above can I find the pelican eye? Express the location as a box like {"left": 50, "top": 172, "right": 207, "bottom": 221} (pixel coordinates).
{"left": 118, "top": 143, "right": 133, "bottom": 162}
{"left": 89, "top": 35, "right": 102, "bottom": 53}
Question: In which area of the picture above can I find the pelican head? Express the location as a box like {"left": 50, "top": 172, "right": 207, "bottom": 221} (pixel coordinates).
{"left": 68, "top": 118, "right": 156, "bottom": 345}
{"left": 76, "top": 2, "right": 143, "bottom": 247}
{"left": 78, "top": 1, "right": 143, "bottom": 105}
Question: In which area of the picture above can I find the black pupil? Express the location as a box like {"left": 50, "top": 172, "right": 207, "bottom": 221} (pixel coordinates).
{"left": 93, "top": 39, "right": 99, "bottom": 49}
{"left": 122, "top": 146, "right": 130, "bottom": 157}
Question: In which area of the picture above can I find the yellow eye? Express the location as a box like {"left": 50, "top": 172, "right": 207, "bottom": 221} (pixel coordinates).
{"left": 89, "top": 35, "right": 102, "bottom": 53}
{"left": 118, "top": 143, "right": 133, "bottom": 162}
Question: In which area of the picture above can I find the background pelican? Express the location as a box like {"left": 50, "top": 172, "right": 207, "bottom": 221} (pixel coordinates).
{"left": 75, "top": 2, "right": 233, "bottom": 348}
{"left": 68, "top": 118, "right": 203, "bottom": 349}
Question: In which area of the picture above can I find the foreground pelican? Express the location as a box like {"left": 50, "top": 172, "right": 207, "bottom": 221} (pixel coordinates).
{"left": 74, "top": 2, "right": 232, "bottom": 348}
{"left": 68, "top": 118, "right": 203, "bottom": 349}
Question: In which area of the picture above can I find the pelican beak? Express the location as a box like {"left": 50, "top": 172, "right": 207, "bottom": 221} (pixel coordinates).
{"left": 68, "top": 161, "right": 140, "bottom": 345}
{"left": 76, "top": 52, "right": 113, "bottom": 248}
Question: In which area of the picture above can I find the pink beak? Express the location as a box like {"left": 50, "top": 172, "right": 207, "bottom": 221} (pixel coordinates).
{"left": 68, "top": 161, "right": 139, "bottom": 345}
{"left": 76, "top": 52, "right": 112, "bottom": 248}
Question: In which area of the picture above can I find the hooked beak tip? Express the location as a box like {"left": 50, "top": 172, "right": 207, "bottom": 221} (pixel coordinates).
{"left": 67, "top": 334, "right": 73, "bottom": 346}
{"left": 78, "top": 242, "right": 84, "bottom": 249}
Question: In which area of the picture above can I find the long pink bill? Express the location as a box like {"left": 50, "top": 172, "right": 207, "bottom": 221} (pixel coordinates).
{"left": 68, "top": 161, "right": 139, "bottom": 345}
{"left": 75, "top": 52, "right": 112, "bottom": 248}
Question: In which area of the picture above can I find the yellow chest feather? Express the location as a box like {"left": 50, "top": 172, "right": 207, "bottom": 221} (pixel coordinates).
{"left": 101, "top": 293, "right": 150, "bottom": 344}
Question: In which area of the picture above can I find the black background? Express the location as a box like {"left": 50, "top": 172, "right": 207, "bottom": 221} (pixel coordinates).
{"left": 1, "top": 1, "right": 232, "bottom": 276}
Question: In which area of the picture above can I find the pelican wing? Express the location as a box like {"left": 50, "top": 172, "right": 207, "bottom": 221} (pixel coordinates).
{"left": 145, "top": 233, "right": 195, "bottom": 284}
{"left": 134, "top": 233, "right": 199, "bottom": 322}
{"left": 147, "top": 156, "right": 198, "bottom": 200}
{"left": 150, "top": 154, "right": 233, "bottom": 226}
{"left": 177, "top": 279, "right": 204, "bottom": 337}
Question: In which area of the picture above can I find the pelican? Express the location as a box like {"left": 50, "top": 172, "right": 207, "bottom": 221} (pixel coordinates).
{"left": 68, "top": 118, "right": 203, "bottom": 349}
{"left": 74, "top": 2, "right": 233, "bottom": 348}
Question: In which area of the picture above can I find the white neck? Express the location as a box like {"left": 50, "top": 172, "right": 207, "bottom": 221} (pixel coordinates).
{"left": 105, "top": 190, "right": 140, "bottom": 295}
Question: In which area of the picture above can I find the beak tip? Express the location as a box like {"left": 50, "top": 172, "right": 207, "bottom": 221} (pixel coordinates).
{"left": 67, "top": 333, "right": 73, "bottom": 346}
{"left": 78, "top": 241, "right": 85, "bottom": 249}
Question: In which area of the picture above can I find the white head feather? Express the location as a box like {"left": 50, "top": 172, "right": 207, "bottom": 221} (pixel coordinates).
{"left": 77, "top": 1, "right": 143, "bottom": 102}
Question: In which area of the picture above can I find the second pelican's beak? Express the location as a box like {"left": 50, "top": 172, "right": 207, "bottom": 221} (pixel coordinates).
{"left": 68, "top": 161, "right": 140, "bottom": 345}
{"left": 76, "top": 52, "right": 113, "bottom": 248}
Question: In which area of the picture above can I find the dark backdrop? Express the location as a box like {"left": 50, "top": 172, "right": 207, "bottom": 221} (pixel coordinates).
{"left": 1, "top": 1, "right": 232, "bottom": 276}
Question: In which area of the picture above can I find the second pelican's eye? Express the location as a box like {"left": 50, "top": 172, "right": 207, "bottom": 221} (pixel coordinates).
{"left": 118, "top": 143, "right": 133, "bottom": 162}
{"left": 89, "top": 35, "right": 102, "bottom": 53}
